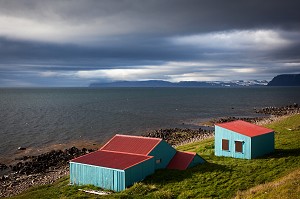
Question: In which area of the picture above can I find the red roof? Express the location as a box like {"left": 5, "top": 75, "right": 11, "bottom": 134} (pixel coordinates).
{"left": 216, "top": 120, "right": 273, "bottom": 137}
{"left": 71, "top": 150, "right": 153, "bottom": 170}
{"left": 100, "top": 134, "right": 162, "bottom": 155}
{"left": 167, "top": 151, "right": 196, "bottom": 170}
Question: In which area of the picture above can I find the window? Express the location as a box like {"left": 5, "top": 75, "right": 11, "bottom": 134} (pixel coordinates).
{"left": 235, "top": 141, "right": 243, "bottom": 153}
{"left": 222, "top": 139, "right": 229, "bottom": 150}
{"left": 156, "top": 159, "right": 161, "bottom": 164}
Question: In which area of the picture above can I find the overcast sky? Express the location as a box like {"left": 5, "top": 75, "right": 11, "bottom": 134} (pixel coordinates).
{"left": 1, "top": 0, "right": 300, "bottom": 87}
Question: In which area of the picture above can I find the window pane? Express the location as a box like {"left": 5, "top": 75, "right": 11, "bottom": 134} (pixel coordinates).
{"left": 222, "top": 139, "right": 229, "bottom": 150}
{"left": 235, "top": 141, "right": 243, "bottom": 153}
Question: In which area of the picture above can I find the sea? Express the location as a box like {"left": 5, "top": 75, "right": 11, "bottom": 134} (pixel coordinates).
{"left": 1, "top": 87, "right": 300, "bottom": 163}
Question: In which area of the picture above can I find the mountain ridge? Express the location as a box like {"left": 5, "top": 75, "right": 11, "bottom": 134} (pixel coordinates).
{"left": 89, "top": 80, "right": 268, "bottom": 87}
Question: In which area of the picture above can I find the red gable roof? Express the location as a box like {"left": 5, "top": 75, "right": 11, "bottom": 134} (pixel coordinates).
{"left": 216, "top": 120, "right": 273, "bottom": 137}
{"left": 167, "top": 151, "right": 196, "bottom": 170}
{"left": 100, "top": 134, "right": 162, "bottom": 155}
{"left": 71, "top": 150, "right": 153, "bottom": 170}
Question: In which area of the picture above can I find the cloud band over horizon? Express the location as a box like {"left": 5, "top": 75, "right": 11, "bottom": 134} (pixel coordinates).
{"left": 0, "top": 0, "right": 300, "bottom": 87}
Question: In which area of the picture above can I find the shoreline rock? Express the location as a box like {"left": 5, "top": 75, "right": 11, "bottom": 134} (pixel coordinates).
{"left": 204, "top": 104, "right": 300, "bottom": 126}
{"left": 0, "top": 146, "right": 95, "bottom": 197}
{"left": 255, "top": 103, "right": 300, "bottom": 116}
{"left": 144, "top": 127, "right": 214, "bottom": 147}
{"left": 205, "top": 116, "right": 267, "bottom": 126}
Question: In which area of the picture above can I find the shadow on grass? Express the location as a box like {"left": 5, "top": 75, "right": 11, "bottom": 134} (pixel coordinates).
{"left": 256, "top": 148, "right": 300, "bottom": 159}
{"left": 144, "top": 162, "right": 232, "bottom": 185}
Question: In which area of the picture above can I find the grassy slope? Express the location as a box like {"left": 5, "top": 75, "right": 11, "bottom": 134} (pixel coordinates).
{"left": 9, "top": 114, "right": 300, "bottom": 199}
{"left": 235, "top": 168, "right": 300, "bottom": 199}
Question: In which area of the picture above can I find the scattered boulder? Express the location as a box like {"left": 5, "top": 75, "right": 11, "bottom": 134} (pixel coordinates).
{"left": 7, "top": 147, "right": 95, "bottom": 175}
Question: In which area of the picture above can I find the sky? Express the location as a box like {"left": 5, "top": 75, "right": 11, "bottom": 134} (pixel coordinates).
{"left": 0, "top": 0, "right": 300, "bottom": 87}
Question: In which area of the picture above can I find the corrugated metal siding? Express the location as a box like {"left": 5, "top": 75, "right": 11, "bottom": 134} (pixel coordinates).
{"left": 125, "top": 157, "right": 155, "bottom": 187}
{"left": 215, "top": 126, "right": 251, "bottom": 159}
{"left": 149, "top": 140, "right": 177, "bottom": 169}
{"left": 188, "top": 154, "right": 206, "bottom": 168}
{"left": 251, "top": 132, "right": 274, "bottom": 158}
{"left": 70, "top": 162, "right": 126, "bottom": 192}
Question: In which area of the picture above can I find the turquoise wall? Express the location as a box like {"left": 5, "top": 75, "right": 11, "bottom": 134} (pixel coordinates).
{"left": 70, "top": 162, "right": 125, "bottom": 192}
{"left": 251, "top": 132, "right": 274, "bottom": 158}
{"left": 188, "top": 154, "right": 206, "bottom": 168}
{"left": 149, "top": 140, "right": 177, "bottom": 169}
{"left": 215, "top": 126, "right": 251, "bottom": 159}
{"left": 125, "top": 157, "right": 155, "bottom": 187}
{"left": 215, "top": 126, "right": 274, "bottom": 159}
{"left": 70, "top": 157, "right": 155, "bottom": 192}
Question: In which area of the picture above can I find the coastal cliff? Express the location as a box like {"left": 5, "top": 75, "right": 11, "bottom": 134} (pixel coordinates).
{"left": 268, "top": 74, "right": 300, "bottom": 86}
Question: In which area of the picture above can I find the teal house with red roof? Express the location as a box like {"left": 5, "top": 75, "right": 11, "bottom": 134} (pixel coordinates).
{"left": 70, "top": 134, "right": 205, "bottom": 192}
{"left": 215, "top": 120, "right": 274, "bottom": 159}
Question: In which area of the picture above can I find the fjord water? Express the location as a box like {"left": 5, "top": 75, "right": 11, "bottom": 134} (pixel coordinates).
{"left": 0, "top": 87, "right": 300, "bottom": 161}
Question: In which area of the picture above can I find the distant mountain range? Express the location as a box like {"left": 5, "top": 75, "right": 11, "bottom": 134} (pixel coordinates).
{"left": 89, "top": 80, "right": 269, "bottom": 87}
{"left": 267, "top": 74, "right": 300, "bottom": 86}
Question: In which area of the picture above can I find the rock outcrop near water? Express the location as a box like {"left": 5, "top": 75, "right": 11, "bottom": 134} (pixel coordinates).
{"left": 205, "top": 104, "right": 300, "bottom": 125}
{"left": 5, "top": 147, "right": 94, "bottom": 176}
{"left": 0, "top": 146, "right": 95, "bottom": 197}
{"left": 144, "top": 128, "right": 214, "bottom": 146}
{"left": 207, "top": 116, "right": 266, "bottom": 125}
{"left": 255, "top": 103, "right": 300, "bottom": 116}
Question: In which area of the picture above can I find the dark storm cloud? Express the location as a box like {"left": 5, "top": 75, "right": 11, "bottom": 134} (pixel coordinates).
{"left": 0, "top": 0, "right": 300, "bottom": 86}
{"left": 0, "top": 35, "right": 200, "bottom": 66}
{"left": 1, "top": 0, "right": 300, "bottom": 35}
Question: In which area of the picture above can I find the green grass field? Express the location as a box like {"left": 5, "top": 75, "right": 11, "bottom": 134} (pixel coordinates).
{"left": 9, "top": 114, "right": 300, "bottom": 199}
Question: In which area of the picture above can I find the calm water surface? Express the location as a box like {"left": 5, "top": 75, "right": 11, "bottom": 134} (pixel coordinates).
{"left": 0, "top": 87, "right": 299, "bottom": 161}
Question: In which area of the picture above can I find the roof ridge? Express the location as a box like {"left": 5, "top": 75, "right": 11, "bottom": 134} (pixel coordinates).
{"left": 115, "top": 134, "right": 162, "bottom": 141}
{"left": 123, "top": 156, "right": 154, "bottom": 170}
{"left": 215, "top": 119, "right": 245, "bottom": 126}
{"left": 99, "top": 149, "right": 153, "bottom": 157}
{"left": 216, "top": 120, "right": 273, "bottom": 137}
{"left": 71, "top": 150, "right": 154, "bottom": 170}
{"left": 70, "top": 150, "right": 100, "bottom": 162}
{"left": 146, "top": 139, "right": 162, "bottom": 155}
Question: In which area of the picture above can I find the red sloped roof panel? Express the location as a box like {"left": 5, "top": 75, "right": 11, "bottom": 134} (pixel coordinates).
{"left": 167, "top": 151, "right": 196, "bottom": 170}
{"left": 71, "top": 150, "right": 153, "bottom": 170}
{"left": 216, "top": 120, "right": 273, "bottom": 137}
{"left": 100, "top": 134, "right": 162, "bottom": 155}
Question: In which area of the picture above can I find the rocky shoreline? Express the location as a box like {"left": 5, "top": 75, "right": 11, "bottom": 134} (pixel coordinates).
{"left": 144, "top": 127, "right": 214, "bottom": 147}
{"left": 1, "top": 104, "right": 299, "bottom": 197}
{"left": 204, "top": 103, "right": 300, "bottom": 125}
{"left": 254, "top": 103, "right": 300, "bottom": 116}
{"left": 0, "top": 147, "right": 95, "bottom": 197}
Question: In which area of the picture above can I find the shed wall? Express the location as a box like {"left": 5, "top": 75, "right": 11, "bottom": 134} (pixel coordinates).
{"left": 251, "top": 132, "right": 274, "bottom": 158}
{"left": 124, "top": 157, "right": 155, "bottom": 187}
{"left": 215, "top": 126, "right": 251, "bottom": 159}
{"left": 70, "top": 162, "right": 125, "bottom": 192}
{"left": 188, "top": 154, "right": 206, "bottom": 168}
{"left": 148, "top": 140, "right": 177, "bottom": 169}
